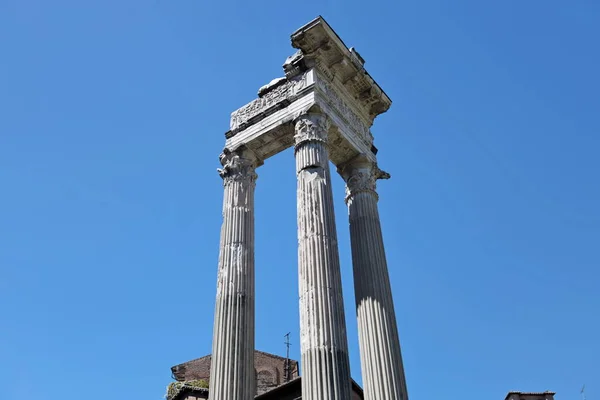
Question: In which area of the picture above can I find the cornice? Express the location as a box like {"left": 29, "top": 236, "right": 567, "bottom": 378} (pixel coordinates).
{"left": 289, "top": 16, "right": 392, "bottom": 124}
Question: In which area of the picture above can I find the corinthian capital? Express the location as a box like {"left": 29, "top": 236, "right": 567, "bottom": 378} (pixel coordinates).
{"left": 294, "top": 113, "right": 330, "bottom": 147}
{"left": 217, "top": 147, "right": 258, "bottom": 185}
{"left": 338, "top": 154, "right": 390, "bottom": 202}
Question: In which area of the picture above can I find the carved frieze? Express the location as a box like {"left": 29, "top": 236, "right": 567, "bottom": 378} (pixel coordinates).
{"left": 230, "top": 73, "right": 309, "bottom": 133}
{"left": 315, "top": 79, "right": 373, "bottom": 147}
{"left": 290, "top": 17, "right": 392, "bottom": 124}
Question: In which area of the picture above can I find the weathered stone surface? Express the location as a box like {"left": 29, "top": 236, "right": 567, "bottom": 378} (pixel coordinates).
{"left": 339, "top": 155, "right": 408, "bottom": 400}
{"left": 289, "top": 17, "right": 391, "bottom": 123}
{"left": 258, "top": 77, "right": 288, "bottom": 97}
{"left": 229, "top": 73, "right": 311, "bottom": 133}
{"left": 209, "top": 147, "right": 258, "bottom": 400}
{"left": 207, "top": 16, "right": 407, "bottom": 400}
{"left": 294, "top": 113, "right": 352, "bottom": 400}
{"left": 224, "top": 16, "right": 391, "bottom": 168}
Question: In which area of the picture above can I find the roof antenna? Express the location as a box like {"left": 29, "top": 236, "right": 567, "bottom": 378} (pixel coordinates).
{"left": 284, "top": 332, "right": 292, "bottom": 383}
{"left": 581, "top": 385, "right": 586, "bottom": 400}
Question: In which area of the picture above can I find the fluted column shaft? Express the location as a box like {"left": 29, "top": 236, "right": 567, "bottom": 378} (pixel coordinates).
{"left": 294, "top": 113, "right": 352, "bottom": 400}
{"left": 209, "top": 148, "right": 257, "bottom": 400}
{"left": 340, "top": 157, "right": 408, "bottom": 400}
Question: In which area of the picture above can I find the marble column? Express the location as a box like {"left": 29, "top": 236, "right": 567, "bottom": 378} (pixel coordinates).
{"left": 209, "top": 147, "right": 258, "bottom": 400}
{"left": 294, "top": 113, "right": 352, "bottom": 400}
{"left": 339, "top": 155, "right": 408, "bottom": 400}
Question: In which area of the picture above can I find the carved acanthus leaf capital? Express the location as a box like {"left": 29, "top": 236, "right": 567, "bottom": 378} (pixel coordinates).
{"left": 339, "top": 156, "right": 390, "bottom": 202}
{"left": 294, "top": 113, "right": 330, "bottom": 148}
{"left": 217, "top": 148, "right": 258, "bottom": 185}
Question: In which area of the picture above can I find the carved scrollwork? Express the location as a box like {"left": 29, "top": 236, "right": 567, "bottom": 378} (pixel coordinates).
{"left": 293, "top": 113, "right": 330, "bottom": 148}
{"left": 229, "top": 73, "right": 309, "bottom": 132}
{"left": 217, "top": 148, "right": 258, "bottom": 185}
{"left": 340, "top": 157, "right": 390, "bottom": 202}
{"left": 316, "top": 79, "right": 373, "bottom": 147}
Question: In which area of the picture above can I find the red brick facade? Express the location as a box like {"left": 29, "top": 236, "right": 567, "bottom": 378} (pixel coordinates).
{"left": 171, "top": 350, "right": 299, "bottom": 396}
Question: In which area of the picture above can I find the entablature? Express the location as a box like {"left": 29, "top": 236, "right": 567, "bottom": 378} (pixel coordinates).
{"left": 288, "top": 16, "right": 392, "bottom": 124}
{"left": 223, "top": 16, "right": 389, "bottom": 168}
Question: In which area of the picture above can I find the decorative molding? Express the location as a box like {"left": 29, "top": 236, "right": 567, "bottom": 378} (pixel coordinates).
{"left": 290, "top": 16, "right": 392, "bottom": 124}
{"left": 230, "top": 73, "right": 309, "bottom": 133}
{"left": 294, "top": 113, "right": 330, "bottom": 148}
{"left": 340, "top": 157, "right": 390, "bottom": 202}
{"left": 283, "top": 50, "right": 306, "bottom": 79}
{"left": 217, "top": 148, "right": 258, "bottom": 185}
{"left": 316, "top": 78, "right": 373, "bottom": 147}
{"left": 257, "top": 77, "right": 288, "bottom": 97}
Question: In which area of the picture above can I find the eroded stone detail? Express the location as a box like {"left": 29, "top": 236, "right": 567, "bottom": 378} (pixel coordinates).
{"left": 283, "top": 50, "right": 305, "bottom": 78}
{"left": 217, "top": 148, "right": 258, "bottom": 185}
{"left": 290, "top": 17, "right": 391, "bottom": 123}
{"left": 295, "top": 112, "right": 352, "bottom": 400}
{"left": 210, "top": 145, "right": 258, "bottom": 400}
{"left": 317, "top": 79, "right": 373, "bottom": 146}
{"left": 209, "top": 16, "right": 406, "bottom": 400}
{"left": 257, "top": 77, "right": 287, "bottom": 97}
{"left": 293, "top": 113, "right": 330, "bottom": 149}
{"left": 230, "top": 73, "right": 309, "bottom": 132}
{"left": 341, "top": 157, "right": 390, "bottom": 202}
{"left": 339, "top": 155, "right": 408, "bottom": 400}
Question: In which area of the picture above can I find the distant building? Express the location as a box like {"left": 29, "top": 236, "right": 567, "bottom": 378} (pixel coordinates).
{"left": 167, "top": 353, "right": 556, "bottom": 400}
{"left": 167, "top": 350, "right": 364, "bottom": 400}
{"left": 167, "top": 375, "right": 365, "bottom": 400}
{"left": 169, "top": 350, "right": 299, "bottom": 398}
{"left": 506, "top": 392, "right": 556, "bottom": 400}
{"left": 253, "top": 377, "right": 364, "bottom": 400}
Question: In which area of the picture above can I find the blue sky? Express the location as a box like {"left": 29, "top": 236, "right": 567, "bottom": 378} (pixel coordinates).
{"left": 1, "top": 1, "right": 598, "bottom": 399}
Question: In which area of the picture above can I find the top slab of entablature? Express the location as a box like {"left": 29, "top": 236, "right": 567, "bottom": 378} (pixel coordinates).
{"left": 224, "top": 16, "right": 392, "bottom": 167}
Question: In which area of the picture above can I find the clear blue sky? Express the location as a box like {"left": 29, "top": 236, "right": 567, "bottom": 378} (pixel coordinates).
{"left": 1, "top": 1, "right": 598, "bottom": 399}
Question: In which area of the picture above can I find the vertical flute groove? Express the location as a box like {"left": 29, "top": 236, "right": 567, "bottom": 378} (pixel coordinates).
{"left": 295, "top": 114, "right": 352, "bottom": 400}
{"left": 209, "top": 149, "right": 257, "bottom": 400}
{"left": 341, "top": 158, "right": 409, "bottom": 400}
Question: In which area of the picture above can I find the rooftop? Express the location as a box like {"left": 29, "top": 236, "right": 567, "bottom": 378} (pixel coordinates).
{"left": 505, "top": 391, "right": 557, "bottom": 400}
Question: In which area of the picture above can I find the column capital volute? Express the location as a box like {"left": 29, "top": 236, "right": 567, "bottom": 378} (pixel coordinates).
{"left": 338, "top": 154, "right": 390, "bottom": 203}
{"left": 293, "top": 111, "right": 331, "bottom": 149}
{"left": 217, "top": 146, "right": 260, "bottom": 185}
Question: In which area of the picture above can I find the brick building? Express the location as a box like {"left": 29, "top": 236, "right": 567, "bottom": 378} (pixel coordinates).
{"left": 169, "top": 350, "right": 299, "bottom": 398}
{"left": 167, "top": 352, "right": 556, "bottom": 400}
{"left": 167, "top": 350, "right": 364, "bottom": 400}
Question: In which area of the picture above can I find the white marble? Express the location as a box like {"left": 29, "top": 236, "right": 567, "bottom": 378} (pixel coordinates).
{"left": 339, "top": 155, "right": 408, "bottom": 400}
{"left": 295, "top": 113, "right": 352, "bottom": 400}
{"left": 209, "top": 148, "right": 258, "bottom": 400}
{"left": 208, "top": 16, "right": 408, "bottom": 400}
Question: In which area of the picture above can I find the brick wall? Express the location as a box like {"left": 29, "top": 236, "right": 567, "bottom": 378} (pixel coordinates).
{"left": 171, "top": 351, "right": 299, "bottom": 396}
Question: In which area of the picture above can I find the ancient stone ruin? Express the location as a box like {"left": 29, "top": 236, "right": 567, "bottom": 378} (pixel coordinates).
{"left": 209, "top": 16, "right": 408, "bottom": 400}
